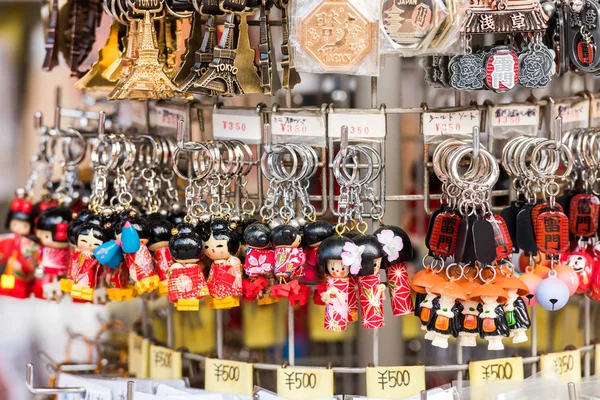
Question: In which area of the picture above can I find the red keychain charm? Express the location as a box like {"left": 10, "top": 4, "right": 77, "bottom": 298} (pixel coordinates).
{"left": 487, "top": 214, "right": 513, "bottom": 261}
{"left": 569, "top": 193, "right": 600, "bottom": 237}
{"left": 427, "top": 212, "right": 461, "bottom": 258}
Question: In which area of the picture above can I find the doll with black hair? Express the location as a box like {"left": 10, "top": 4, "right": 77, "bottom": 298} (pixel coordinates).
{"left": 203, "top": 222, "right": 243, "bottom": 309}
{"left": 114, "top": 210, "right": 159, "bottom": 295}
{"left": 147, "top": 216, "right": 175, "bottom": 296}
{"left": 375, "top": 225, "right": 414, "bottom": 316}
{"left": 352, "top": 234, "right": 386, "bottom": 329}
{"left": 272, "top": 225, "right": 306, "bottom": 281}
{"left": 0, "top": 196, "right": 39, "bottom": 299}
{"left": 168, "top": 223, "right": 209, "bottom": 311}
{"left": 34, "top": 206, "right": 72, "bottom": 300}
{"left": 95, "top": 213, "right": 131, "bottom": 302}
{"left": 67, "top": 220, "right": 110, "bottom": 301}
{"left": 317, "top": 235, "right": 353, "bottom": 332}
{"left": 242, "top": 223, "right": 277, "bottom": 304}
{"left": 303, "top": 221, "right": 334, "bottom": 282}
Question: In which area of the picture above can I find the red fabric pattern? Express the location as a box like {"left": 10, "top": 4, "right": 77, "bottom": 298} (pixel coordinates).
{"left": 153, "top": 246, "right": 172, "bottom": 281}
{"left": 323, "top": 276, "right": 349, "bottom": 332}
{"left": 207, "top": 258, "right": 243, "bottom": 299}
{"left": 168, "top": 263, "right": 209, "bottom": 302}
{"left": 348, "top": 276, "right": 359, "bottom": 322}
{"left": 386, "top": 263, "right": 414, "bottom": 316}
{"left": 358, "top": 274, "right": 385, "bottom": 329}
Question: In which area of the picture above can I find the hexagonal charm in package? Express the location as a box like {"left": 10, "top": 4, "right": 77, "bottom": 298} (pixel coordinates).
{"left": 290, "top": 0, "right": 381, "bottom": 76}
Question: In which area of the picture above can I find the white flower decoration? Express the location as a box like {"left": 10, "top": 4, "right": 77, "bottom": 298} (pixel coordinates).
{"left": 377, "top": 229, "right": 403, "bottom": 262}
{"left": 341, "top": 242, "right": 365, "bottom": 275}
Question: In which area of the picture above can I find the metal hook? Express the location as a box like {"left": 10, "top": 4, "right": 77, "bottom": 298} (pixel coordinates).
{"left": 420, "top": 389, "right": 428, "bottom": 400}
{"left": 26, "top": 363, "right": 86, "bottom": 395}
{"left": 567, "top": 381, "right": 577, "bottom": 400}
{"left": 555, "top": 116, "right": 563, "bottom": 149}
{"left": 472, "top": 126, "right": 480, "bottom": 159}
{"left": 340, "top": 125, "right": 349, "bottom": 157}
{"left": 263, "top": 123, "right": 272, "bottom": 154}
{"left": 127, "top": 381, "right": 135, "bottom": 400}
{"left": 176, "top": 119, "right": 189, "bottom": 151}
{"left": 34, "top": 111, "right": 43, "bottom": 131}
{"left": 98, "top": 111, "right": 106, "bottom": 141}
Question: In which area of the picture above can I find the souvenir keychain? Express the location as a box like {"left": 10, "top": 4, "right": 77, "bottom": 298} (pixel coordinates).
{"left": 457, "top": 268, "right": 482, "bottom": 347}
{"left": 242, "top": 222, "right": 278, "bottom": 304}
{"left": 427, "top": 266, "right": 466, "bottom": 349}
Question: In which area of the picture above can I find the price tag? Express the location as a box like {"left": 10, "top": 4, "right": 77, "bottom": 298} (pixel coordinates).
{"left": 276, "top": 367, "right": 334, "bottom": 400}
{"left": 128, "top": 332, "right": 150, "bottom": 378}
{"left": 328, "top": 112, "right": 386, "bottom": 139}
{"left": 489, "top": 105, "right": 540, "bottom": 127}
{"left": 553, "top": 100, "right": 590, "bottom": 126}
{"left": 118, "top": 101, "right": 148, "bottom": 129}
{"left": 149, "top": 345, "right": 182, "bottom": 380}
{"left": 592, "top": 99, "right": 600, "bottom": 123}
{"left": 271, "top": 113, "right": 326, "bottom": 138}
{"left": 421, "top": 110, "right": 480, "bottom": 137}
{"left": 213, "top": 109, "right": 262, "bottom": 143}
{"left": 540, "top": 350, "right": 581, "bottom": 382}
{"left": 469, "top": 357, "right": 524, "bottom": 384}
{"left": 205, "top": 358, "right": 253, "bottom": 396}
{"left": 156, "top": 106, "right": 186, "bottom": 130}
{"left": 366, "top": 366, "right": 425, "bottom": 398}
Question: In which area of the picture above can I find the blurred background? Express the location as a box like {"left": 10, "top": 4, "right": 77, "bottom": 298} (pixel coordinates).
{"left": 0, "top": 1, "right": 598, "bottom": 399}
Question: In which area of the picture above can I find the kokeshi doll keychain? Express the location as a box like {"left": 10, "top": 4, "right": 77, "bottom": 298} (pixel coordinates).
{"left": 303, "top": 221, "right": 334, "bottom": 282}
{"left": 147, "top": 216, "right": 175, "bottom": 297}
{"left": 242, "top": 222, "right": 278, "bottom": 305}
{"left": 352, "top": 234, "right": 386, "bottom": 329}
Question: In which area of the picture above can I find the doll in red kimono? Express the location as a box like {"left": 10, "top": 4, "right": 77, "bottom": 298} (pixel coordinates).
{"left": 114, "top": 210, "right": 159, "bottom": 295}
{"left": 168, "top": 223, "right": 209, "bottom": 311}
{"left": 303, "top": 221, "right": 334, "bottom": 283}
{"left": 242, "top": 222, "right": 277, "bottom": 304}
{"left": 350, "top": 235, "right": 386, "bottom": 329}
{"left": 68, "top": 219, "right": 110, "bottom": 301}
{"left": 273, "top": 225, "right": 306, "bottom": 281}
{"left": 204, "top": 220, "right": 243, "bottom": 309}
{"left": 0, "top": 197, "right": 39, "bottom": 299}
{"left": 317, "top": 235, "right": 353, "bottom": 332}
{"left": 35, "top": 206, "right": 72, "bottom": 300}
{"left": 147, "top": 215, "right": 174, "bottom": 296}
{"left": 375, "top": 225, "right": 414, "bottom": 316}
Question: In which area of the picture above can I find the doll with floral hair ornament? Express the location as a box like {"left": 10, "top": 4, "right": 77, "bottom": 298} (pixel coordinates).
{"left": 375, "top": 225, "right": 414, "bottom": 316}
{"left": 147, "top": 215, "right": 174, "bottom": 296}
{"left": 203, "top": 220, "right": 243, "bottom": 309}
{"left": 0, "top": 195, "right": 39, "bottom": 299}
{"left": 242, "top": 222, "right": 278, "bottom": 305}
{"left": 471, "top": 282, "right": 510, "bottom": 351}
{"left": 317, "top": 235, "right": 353, "bottom": 332}
{"left": 427, "top": 278, "right": 465, "bottom": 349}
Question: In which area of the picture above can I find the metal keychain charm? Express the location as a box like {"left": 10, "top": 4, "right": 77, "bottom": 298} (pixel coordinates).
{"left": 382, "top": 0, "right": 436, "bottom": 49}
{"left": 449, "top": 53, "right": 485, "bottom": 90}
{"left": 518, "top": 42, "right": 556, "bottom": 88}
{"left": 567, "top": 0, "right": 600, "bottom": 72}
{"left": 483, "top": 46, "right": 519, "bottom": 93}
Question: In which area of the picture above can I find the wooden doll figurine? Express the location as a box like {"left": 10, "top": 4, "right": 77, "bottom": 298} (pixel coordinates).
{"left": 499, "top": 276, "right": 531, "bottom": 344}
{"left": 147, "top": 216, "right": 175, "bottom": 296}
{"left": 203, "top": 220, "right": 243, "bottom": 309}
{"left": 272, "top": 224, "right": 306, "bottom": 282}
{"left": 303, "top": 221, "right": 334, "bottom": 282}
{"left": 375, "top": 225, "right": 414, "bottom": 316}
{"left": 0, "top": 196, "right": 38, "bottom": 299}
{"left": 352, "top": 234, "right": 386, "bottom": 329}
{"left": 411, "top": 268, "right": 445, "bottom": 339}
{"left": 35, "top": 206, "right": 72, "bottom": 300}
{"left": 242, "top": 222, "right": 277, "bottom": 304}
{"left": 471, "top": 283, "right": 510, "bottom": 350}
{"left": 427, "top": 280, "right": 466, "bottom": 349}
{"left": 168, "top": 223, "right": 209, "bottom": 311}
{"left": 317, "top": 235, "right": 353, "bottom": 332}
{"left": 62, "top": 209, "right": 93, "bottom": 293}
{"left": 457, "top": 277, "right": 482, "bottom": 347}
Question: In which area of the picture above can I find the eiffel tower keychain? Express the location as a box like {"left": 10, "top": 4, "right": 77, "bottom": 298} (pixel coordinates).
{"left": 275, "top": 0, "right": 301, "bottom": 89}
{"left": 233, "top": 8, "right": 262, "bottom": 94}
{"left": 195, "top": 0, "right": 246, "bottom": 96}
{"left": 173, "top": 1, "right": 206, "bottom": 87}
{"left": 258, "top": 0, "right": 276, "bottom": 94}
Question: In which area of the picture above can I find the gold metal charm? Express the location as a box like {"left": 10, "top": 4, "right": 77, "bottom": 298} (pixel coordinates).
{"left": 75, "top": 21, "right": 121, "bottom": 92}
{"left": 234, "top": 10, "right": 262, "bottom": 94}
{"left": 299, "top": 0, "right": 375, "bottom": 71}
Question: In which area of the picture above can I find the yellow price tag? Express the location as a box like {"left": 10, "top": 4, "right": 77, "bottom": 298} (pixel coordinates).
{"left": 277, "top": 367, "right": 334, "bottom": 400}
{"left": 205, "top": 358, "right": 254, "bottom": 396}
{"left": 128, "top": 332, "right": 149, "bottom": 378}
{"left": 366, "top": 366, "right": 425, "bottom": 399}
{"left": 540, "top": 350, "right": 581, "bottom": 382}
{"left": 149, "top": 345, "right": 182, "bottom": 380}
{"left": 469, "top": 357, "right": 524, "bottom": 384}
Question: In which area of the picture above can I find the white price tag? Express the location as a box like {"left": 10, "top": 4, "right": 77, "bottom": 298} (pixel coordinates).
{"left": 271, "top": 114, "right": 326, "bottom": 138}
{"left": 489, "top": 105, "right": 540, "bottom": 127}
{"left": 421, "top": 110, "right": 480, "bottom": 137}
{"left": 592, "top": 99, "right": 600, "bottom": 122}
{"left": 156, "top": 106, "right": 186, "bottom": 130}
{"left": 213, "top": 109, "right": 262, "bottom": 143}
{"left": 328, "top": 112, "right": 386, "bottom": 139}
{"left": 118, "top": 101, "right": 148, "bottom": 129}
{"left": 553, "top": 100, "right": 590, "bottom": 125}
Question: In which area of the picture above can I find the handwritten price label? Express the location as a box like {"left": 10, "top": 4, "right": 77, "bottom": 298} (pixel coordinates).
{"left": 366, "top": 366, "right": 425, "bottom": 398}
{"left": 149, "top": 345, "right": 182, "bottom": 380}
{"left": 540, "top": 350, "right": 581, "bottom": 382}
{"left": 592, "top": 99, "right": 600, "bottom": 121}
{"left": 421, "top": 110, "right": 480, "bottom": 137}
{"left": 276, "top": 367, "right": 334, "bottom": 399}
{"left": 213, "top": 109, "right": 262, "bottom": 143}
{"left": 156, "top": 106, "right": 186, "bottom": 130}
{"left": 553, "top": 100, "right": 590, "bottom": 126}
{"left": 469, "top": 357, "right": 524, "bottom": 384}
{"left": 271, "top": 114, "right": 326, "bottom": 138}
{"left": 328, "top": 112, "right": 386, "bottom": 139}
{"left": 128, "top": 332, "right": 149, "bottom": 378}
{"left": 489, "top": 105, "right": 539, "bottom": 127}
{"left": 205, "top": 358, "right": 253, "bottom": 396}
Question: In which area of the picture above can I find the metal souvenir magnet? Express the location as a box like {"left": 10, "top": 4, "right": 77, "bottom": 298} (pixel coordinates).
{"left": 449, "top": 53, "right": 485, "bottom": 90}
{"left": 462, "top": 0, "right": 548, "bottom": 34}
{"left": 483, "top": 46, "right": 519, "bottom": 93}
{"left": 518, "top": 42, "right": 555, "bottom": 88}
{"left": 382, "top": 0, "right": 436, "bottom": 49}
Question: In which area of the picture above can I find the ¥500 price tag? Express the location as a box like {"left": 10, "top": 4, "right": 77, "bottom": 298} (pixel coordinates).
{"left": 128, "top": 332, "right": 149, "bottom": 378}
{"left": 540, "top": 350, "right": 581, "bottom": 382}
{"left": 213, "top": 109, "right": 262, "bottom": 143}
{"left": 205, "top": 358, "right": 253, "bottom": 396}
{"left": 366, "top": 366, "right": 425, "bottom": 398}
{"left": 421, "top": 110, "right": 480, "bottom": 137}
{"left": 149, "top": 345, "right": 182, "bottom": 380}
{"left": 469, "top": 357, "right": 524, "bottom": 384}
{"left": 276, "top": 367, "right": 334, "bottom": 399}
{"left": 328, "top": 112, "right": 386, "bottom": 139}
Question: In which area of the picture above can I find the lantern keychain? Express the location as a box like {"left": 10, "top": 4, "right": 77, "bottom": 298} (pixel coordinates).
{"left": 427, "top": 265, "right": 466, "bottom": 349}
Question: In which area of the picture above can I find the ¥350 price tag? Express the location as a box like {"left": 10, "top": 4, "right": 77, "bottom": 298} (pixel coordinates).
{"left": 421, "top": 110, "right": 480, "bottom": 137}
{"left": 489, "top": 104, "right": 540, "bottom": 128}
{"left": 271, "top": 113, "right": 326, "bottom": 140}
{"left": 553, "top": 100, "right": 590, "bottom": 126}
{"left": 366, "top": 366, "right": 425, "bottom": 398}
{"left": 276, "top": 367, "right": 334, "bottom": 399}
{"left": 540, "top": 350, "right": 581, "bottom": 382}
{"left": 128, "top": 332, "right": 149, "bottom": 378}
{"left": 328, "top": 112, "right": 386, "bottom": 139}
{"left": 149, "top": 345, "right": 182, "bottom": 380}
{"left": 213, "top": 108, "right": 262, "bottom": 143}
{"left": 205, "top": 358, "right": 253, "bottom": 396}
{"left": 156, "top": 106, "right": 186, "bottom": 130}
{"left": 469, "top": 357, "right": 524, "bottom": 384}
